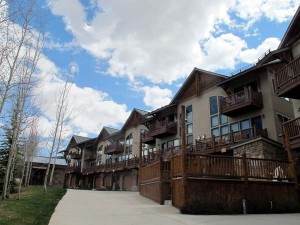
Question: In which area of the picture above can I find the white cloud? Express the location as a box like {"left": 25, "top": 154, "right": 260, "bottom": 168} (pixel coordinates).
{"left": 142, "top": 86, "right": 172, "bottom": 110}
{"left": 34, "top": 55, "right": 130, "bottom": 136}
{"left": 200, "top": 33, "right": 247, "bottom": 71}
{"left": 239, "top": 37, "right": 280, "bottom": 63}
{"left": 48, "top": 0, "right": 299, "bottom": 84}
{"left": 233, "top": 0, "right": 300, "bottom": 28}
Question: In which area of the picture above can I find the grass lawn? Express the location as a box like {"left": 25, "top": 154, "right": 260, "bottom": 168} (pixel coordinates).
{"left": 0, "top": 186, "right": 66, "bottom": 225}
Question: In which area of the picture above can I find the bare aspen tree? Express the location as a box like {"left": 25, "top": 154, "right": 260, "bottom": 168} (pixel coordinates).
{"left": 1, "top": 0, "right": 44, "bottom": 198}
{"left": 44, "top": 73, "right": 73, "bottom": 194}
{"left": 18, "top": 123, "right": 39, "bottom": 199}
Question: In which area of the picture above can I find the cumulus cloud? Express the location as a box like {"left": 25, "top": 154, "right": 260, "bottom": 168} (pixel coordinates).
{"left": 142, "top": 86, "right": 172, "bottom": 110}
{"left": 233, "top": 0, "right": 300, "bottom": 27}
{"left": 34, "top": 55, "right": 130, "bottom": 137}
{"left": 48, "top": 0, "right": 299, "bottom": 84}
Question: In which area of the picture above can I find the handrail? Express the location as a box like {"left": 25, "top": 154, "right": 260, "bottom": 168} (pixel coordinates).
{"left": 275, "top": 57, "right": 300, "bottom": 91}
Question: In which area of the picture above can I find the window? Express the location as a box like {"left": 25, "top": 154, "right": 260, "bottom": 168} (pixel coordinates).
{"left": 186, "top": 105, "right": 193, "bottom": 145}
{"left": 230, "top": 122, "right": 239, "bottom": 133}
{"left": 97, "top": 145, "right": 103, "bottom": 162}
{"left": 210, "top": 96, "right": 218, "bottom": 115}
{"left": 167, "top": 140, "right": 173, "bottom": 148}
{"left": 161, "top": 143, "right": 166, "bottom": 149}
{"left": 187, "top": 124, "right": 193, "bottom": 134}
{"left": 173, "top": 139, "right": 180, "bottom": 147}
{"left": 211, "top": 115, "right": 219, "bottom": 127}
{"left": 186, "top": 105, "right": 193, "bottom": 123}
{"left": 277, "top": 113, "right": 290, "bottom": 134}
{"left": 209, "top": 96, "right": 228, "bottom": 137}
{"left": 125, "top": 133, "right": 133, "bottom": 155}
{"left": 187, "top": 135, "right": 193, "bottom": 145}
{"left": 220, "top": 125, "right": 229, "bottom": 135}
{"left": 240, "top": 119, "right": 250, "bottom": 130}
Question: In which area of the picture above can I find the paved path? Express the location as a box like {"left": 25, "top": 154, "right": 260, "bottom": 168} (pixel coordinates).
{"left": 49, "top": 189, "right": 300, "bottom": 225}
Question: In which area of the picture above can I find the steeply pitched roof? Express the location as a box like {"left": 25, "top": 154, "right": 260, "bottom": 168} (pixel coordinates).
{"left": 103, "top": 126, "right": 119, "bottom": 135}
{"left": 279, "top": 6, "right": 300, "bottom": 49}
{"left": 170, "top": 67, "right": 226, "bottom": 104}
{"left": 134, "top": 108, "right": 149, "bottom": 116}
{"left": 73, "top": 135, "right": 91, "bottom": 144}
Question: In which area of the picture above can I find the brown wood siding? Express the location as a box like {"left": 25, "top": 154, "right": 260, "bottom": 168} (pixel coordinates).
{"left": 104, "top": 174, "right": 111, "bottom": 188}
{"left": 122, "top": 174, "right": 132, "bottom": 190}
{"left": 95, "top": 175, "right": 101, "bottom": 189}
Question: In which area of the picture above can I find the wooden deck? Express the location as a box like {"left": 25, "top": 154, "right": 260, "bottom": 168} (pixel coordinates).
{"left": 275, "top": 57, "right": 300, "bottom": 99}
{"left": 219, "top": 87, "right": 263, "bottom": 117}
{"left": 139, "top": 147, "right": 297, "bottom": 211}
{"left": 283, "top": 117, "right": 300, "bottom": 150}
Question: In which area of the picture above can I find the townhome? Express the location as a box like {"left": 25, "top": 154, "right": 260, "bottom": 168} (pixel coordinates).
{"left": 63, "top": 7, "right": 300, "bottom": 214}
{"left": 273, "top": 6, "right": 300, "bottom": 181}
{"left": 64, "top": 135, "right": 92, "bottom": 188}
{"left": 139, "top": 9, "right": 300, "bottom": 213}
{"left": 64, "top": 108, "right": 148, "bottom": 190}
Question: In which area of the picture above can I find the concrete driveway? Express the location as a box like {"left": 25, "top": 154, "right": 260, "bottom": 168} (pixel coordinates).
{"left": 49, "top": 189, "right": 300, "bottom": 225}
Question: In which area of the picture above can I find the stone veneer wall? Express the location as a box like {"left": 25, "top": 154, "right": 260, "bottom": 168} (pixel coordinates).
{"left": 233, "top": 137, "right": 287, "bottom": 160}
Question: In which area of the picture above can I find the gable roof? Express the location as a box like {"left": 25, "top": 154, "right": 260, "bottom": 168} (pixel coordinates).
{"left": 122, "top": 108, "right": 148, "bottom": 130}
{"left": 73, "top": 135, "right": 91, "bottom": 144}
{"left": 279, "top": 6, "right": 300, "bottom": 49}
{"left": 104, "top": 126, "right": 119, "bottom": 135}
{"left": 170, "top": 67, "right": 226, "bottom": 104}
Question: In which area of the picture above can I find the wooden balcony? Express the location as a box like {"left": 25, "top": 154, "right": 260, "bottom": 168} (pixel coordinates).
{"left": 84, "top": 152, "right": 97, "bottom": 160}
{"left": 219, "top": 87, "right": 263, "bottom": 117}
{"left": 148, "top": 120, "right": 177, "bottom": 138}
{"left": 275, "top": 57, "right": 300, "bottom": 99}
{"left": 65, "top": 166, "right": 81, "bottom": 173}
{"left": 82, "top": 166, "right": 96, "bottom": 175}
{"left": 195, "top": 127, "right": 268, "bottom": 154}
{"left": 283, "top": 117, "right": 300, "bottom": 150}
{"left": 141, "top": 131, "right": 155, "bottom": 144}
{"left": 104, "top": 143, "right": 124, "bottom": 155}
{"left": 70, "top": 152, "right": 81, "bottom": 159}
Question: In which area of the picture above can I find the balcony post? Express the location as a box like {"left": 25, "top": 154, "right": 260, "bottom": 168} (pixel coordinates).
{"left": 283, "top": 124, "right": 299, "bottom": 190}
{"left": 181, "top": 105, "right": 187, "bottom": 201}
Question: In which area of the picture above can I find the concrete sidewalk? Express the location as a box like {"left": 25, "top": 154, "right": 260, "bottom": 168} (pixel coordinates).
{"left": 49, "top": 189, "right": 300, "bottom": 225}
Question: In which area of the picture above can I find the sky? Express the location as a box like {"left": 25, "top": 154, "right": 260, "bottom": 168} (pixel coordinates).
{"left": 28, "top": 0, "right": 300, "bottom": 148}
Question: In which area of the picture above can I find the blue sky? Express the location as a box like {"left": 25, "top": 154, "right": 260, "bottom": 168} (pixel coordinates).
{"left": 31, "top": 0, "right": 300, "bottom": 142}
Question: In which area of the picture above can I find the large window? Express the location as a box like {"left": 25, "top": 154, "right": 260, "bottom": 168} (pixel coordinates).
{"left": 186, "top": 105, "right": 193, "bottom": 145}
{"left": 277, "top": 113, "right": 290, "bottom": 134}
{"left": 209, "top": 96, "right": 228, "bottom": 138}
{"left": 97, "top": 145, "right": 103, "bottom": 163}
{"left": 125, "top": 133, "right": 133, "bottom": 155}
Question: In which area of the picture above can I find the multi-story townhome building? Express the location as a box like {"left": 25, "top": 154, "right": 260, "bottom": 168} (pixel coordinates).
{"left": 64, "top": 135, "right": 92, "bottom": 188}
{"left": 273, "top": 6, "right": 300, "bottom": 181}
{"left": 64, "top": 7, "right": 300, "bottom": 214}
{"left": 64, "top": 108, "right": 148, "bottom": 190}
{"left": 139, "top": 9, "right": 300, "bottom": 213}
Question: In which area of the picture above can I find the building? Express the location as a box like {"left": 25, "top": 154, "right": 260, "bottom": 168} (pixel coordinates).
{"left": 63, "top": 7, "right": 300, "bottom": 214}
{"left": 64, "top": 108, "right": 148, "bottom": 190}
{"left": 29, "top": 156, "right": 66, "bottom": 187}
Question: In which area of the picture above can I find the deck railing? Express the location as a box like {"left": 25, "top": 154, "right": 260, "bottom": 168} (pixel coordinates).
{"left": 275, "top": 57, "right": 300, "bottom": 94}
{"left": 148, "top": 119, "right": 177, "bottom": 137}
{"left": 65, "top": 165, "right": 81, "bottom": 173}
{"left": 84, "top": 152, "right": 97, "bottom": 160}
{"left": 195, "top": 127, "right": 268, "bottom": 153}
{"left": 219, "top": 87, "right": 263, "bottom": 115}
{"left": 283, "top": 117, "right": 300, "bottom": 149}
{"left": 183, "top": 153, "right": 294, "bottom": 181}
{"left": 104, "top": 142, "right": 124, "bottom": 154}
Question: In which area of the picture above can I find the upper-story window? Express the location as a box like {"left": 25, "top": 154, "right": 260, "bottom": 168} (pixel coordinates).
{"left": 125, "top": 133, "right": 133, "bottom": 155}
{"left": 186, "top": 105, "right": 193, "bottom": 145}
{"left": 97, "top": 145, "right": 102, "bottom": 163}
{"left": 209, "top": 96, "right": 228, "bottom": 138}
